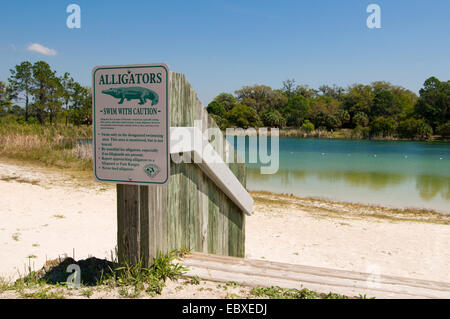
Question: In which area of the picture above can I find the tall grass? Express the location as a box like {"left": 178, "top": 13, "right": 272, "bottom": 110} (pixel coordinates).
{"left": 103, "top": 251, "right": 187, "bottom": 297}
{"left": 0, "top": 116, "right": 92, "bottom": 170}
{"left": 226, "top": 127, "right": 357, "bottom": 139}
{"left": 279, "top": 128, "right": 354, "bottom": 139}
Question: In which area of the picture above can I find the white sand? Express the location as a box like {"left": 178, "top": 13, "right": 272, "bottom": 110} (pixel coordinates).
{"left": 0, "top": 161, "right": 449, "bottom": 286}
{"left": 0, "top": 162, "right": 116, "bottom": 280}
{"left": 247, "top": 193, "right": 450, "bottom": 283}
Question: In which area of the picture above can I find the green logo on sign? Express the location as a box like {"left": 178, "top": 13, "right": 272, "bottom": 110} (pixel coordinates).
{"left": 143, "top": 164, "right": 161, "bottom": 178}
{"left": 102, "top": 87, "right": 159, "bottom": 105}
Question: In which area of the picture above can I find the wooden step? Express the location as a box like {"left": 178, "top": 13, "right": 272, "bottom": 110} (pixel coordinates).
{"left": 179, "top": 252, "right": 450, "bottom": 299}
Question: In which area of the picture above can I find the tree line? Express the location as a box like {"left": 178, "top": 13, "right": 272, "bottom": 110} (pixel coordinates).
{"left": 207, "top": 77, "right": 450, "bottom": 139}
{"left": 0, "top": 61, "right": 91, "bottom": 125}
{"left": 1, "top": 61, "right": 449, "bottom": 140}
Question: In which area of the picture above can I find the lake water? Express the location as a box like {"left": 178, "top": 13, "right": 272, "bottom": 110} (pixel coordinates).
{"left": 228, "top": 137, "right": 450, "bottom": 214}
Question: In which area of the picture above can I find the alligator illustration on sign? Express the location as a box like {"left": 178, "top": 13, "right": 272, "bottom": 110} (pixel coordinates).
{"left": 101, "top": 87, "right": 159, "bottom": 105}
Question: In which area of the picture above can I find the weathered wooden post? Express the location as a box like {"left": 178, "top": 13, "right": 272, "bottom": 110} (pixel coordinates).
{"left": 93, "top": 65, "right": 251, "bottom": 267}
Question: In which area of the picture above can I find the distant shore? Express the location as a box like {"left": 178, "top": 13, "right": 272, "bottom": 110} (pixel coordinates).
{"left": 224, "top": 128, "right": 449, "bottom": 142}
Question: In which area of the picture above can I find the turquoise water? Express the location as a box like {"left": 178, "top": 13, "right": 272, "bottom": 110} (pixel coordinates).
{"left": 228, "top": 137, "right": 450, "bottom": 214}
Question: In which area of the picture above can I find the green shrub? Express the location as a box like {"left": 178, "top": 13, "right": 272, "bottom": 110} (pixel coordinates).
{"left": 417, "top": 121, "right": 433, "bottom": 139}
{"left": 398, "top": 118, "right": 432, "bottom": 139}
{"left": 301, "top": 120, "right": 315, "bottom": 133}
{"left": 352, "top": 112, "right": 369, "bottom": 127}
{"left": 261, "top": 108, "right": 286, "bottom": 127}
{"left": 351, "top": 125, "right": 370, "bottom": 139}
{"left": 437, "top": 121, "right": 450, "bottom": 138}
{"left": 206, "top": 101, "right": 226, "bottom": 117}
{"left": 370, "top": 117, "right": 397, "bottom": 138}
{"left": 225, "top": 104, "right": 262, "bottom": 128}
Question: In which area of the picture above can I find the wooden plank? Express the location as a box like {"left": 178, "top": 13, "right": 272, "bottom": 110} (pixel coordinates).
{"left": 139, "top": 185, "right": 150, "bottom": 265}
{"left": 147, "top": 185, "right": 168, "bottom": 260}
{"left": 167, "top": 162, "right": 180, "bottom": 252}
{"left": 186, "top": 252, "right": 450, "bottom": 291}
{"left": 117, "top": 184, "right": 141, "bottom": 264}
{"left": 229, "top": 150, "right": 245, "bottom": 257}
{"left": 186, "top": 163, "right": 197, "bottom": 251}
{"left": 199, "top": 173, "right": 209, "bottom": 253}
{"left": 199, "top": 110, "right": 210, "bottom": 252}
{"left": 207, "top": 181, "right": 220, "bottom": 255}
{"left": 189, "top": 252, "right": 445, "bottom": 289}
{"left": 221, "top": 192, "right": 229, "bottom": 256}
{"left": 180, "top": 252, "right": 450, "bottom": 299}
{"left": 228, "top": 206, "right": 245, "bottom": 257}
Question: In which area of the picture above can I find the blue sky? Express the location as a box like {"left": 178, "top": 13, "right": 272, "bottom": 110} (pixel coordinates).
{"left": 0, "top": 0, "right": 449, "bottom": 104}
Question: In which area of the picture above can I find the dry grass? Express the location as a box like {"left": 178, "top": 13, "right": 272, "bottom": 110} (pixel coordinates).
{"left": 71, "top": 143, "right": 93, "bottom": 161}
{"left": 278, "top": 128, "right": 354, "bottom": 139}
{"left": 0, "top": 119, "right": 92, "bottom": 170}
{"left": 0, "top": 175, "right": 39, "bottom": 185}
{"left": 251, "top": 191, "right": 450, "bottom": 225}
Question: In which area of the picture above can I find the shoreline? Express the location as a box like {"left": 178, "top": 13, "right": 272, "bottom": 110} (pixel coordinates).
{"left": 0, "top": 157, "right": 447, "bottom": 221}
{"left": 250, "top": 191, "right": 450, "bottom": 223}
{"left": 1, "top": 156, "right": 447, "bottom": 220}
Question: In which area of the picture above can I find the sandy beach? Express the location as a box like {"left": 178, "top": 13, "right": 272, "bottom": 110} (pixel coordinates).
{"left": 0, "top": 160, "right": 449, "bottom": 296}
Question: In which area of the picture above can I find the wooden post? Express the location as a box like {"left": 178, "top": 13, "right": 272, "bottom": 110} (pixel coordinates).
{"left": 117, "top": 184, "right": 141, "bottom": 265}
{"left": 117, "top": 72, "right": 247, "bottom": 267}
{"left": 117, "top": 184, "right": 169, "bottom": 266}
